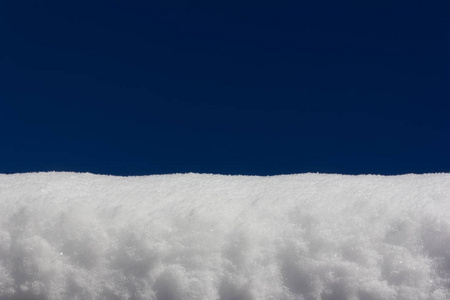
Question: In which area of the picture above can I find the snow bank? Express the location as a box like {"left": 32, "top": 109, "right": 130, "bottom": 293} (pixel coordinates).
{"left": 0, "top": 172, "right": 449, "bottom": 300}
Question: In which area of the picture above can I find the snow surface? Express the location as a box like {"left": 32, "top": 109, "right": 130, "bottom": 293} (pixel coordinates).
{"left": 0, "top": 172, "right": 449, "bottom": 300}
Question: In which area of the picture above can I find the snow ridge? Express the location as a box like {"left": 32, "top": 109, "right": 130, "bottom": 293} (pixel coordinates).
{"left": 0, "top": 172, "right": 449, "bottom": 299}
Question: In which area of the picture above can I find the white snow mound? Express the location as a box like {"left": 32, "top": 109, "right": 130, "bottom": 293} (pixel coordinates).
{"left": 0, "top": 172, "right": 450, "bottom": 300}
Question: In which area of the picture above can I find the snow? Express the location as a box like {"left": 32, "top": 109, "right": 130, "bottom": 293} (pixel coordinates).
{"left": 0, "top": 172, "right": 449, "bottom": 300}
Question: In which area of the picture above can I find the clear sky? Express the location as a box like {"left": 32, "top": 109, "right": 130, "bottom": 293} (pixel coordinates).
{"left": 1, "top": 1, "right": 449, "bottom": 175}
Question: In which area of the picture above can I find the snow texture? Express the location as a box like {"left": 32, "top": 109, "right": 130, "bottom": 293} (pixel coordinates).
{"left": 0, "top": 172, "right": 449, "bottom": 300}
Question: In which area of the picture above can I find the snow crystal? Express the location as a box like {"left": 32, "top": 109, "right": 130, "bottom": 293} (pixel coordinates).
{"left": 0, "top": 172, "right": 449, "bottom": 299}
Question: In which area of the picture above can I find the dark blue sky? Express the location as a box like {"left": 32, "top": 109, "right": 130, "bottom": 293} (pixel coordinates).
{"left": 1, "top": 1, "right": 449, "bottom": 175}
